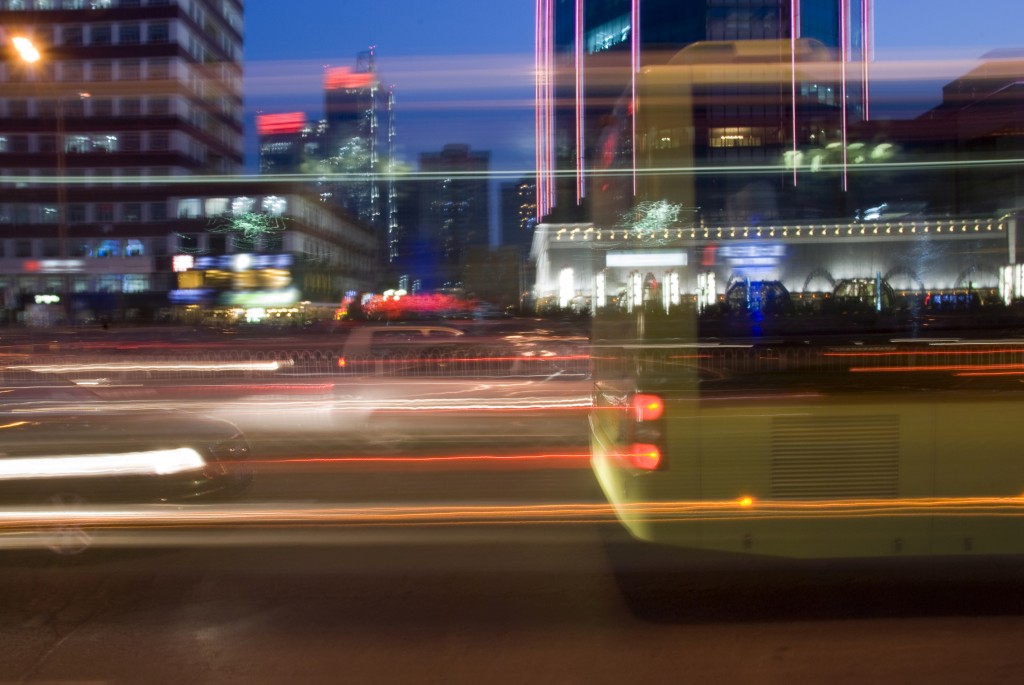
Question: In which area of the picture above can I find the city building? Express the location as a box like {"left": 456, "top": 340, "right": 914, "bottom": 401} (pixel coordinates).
{"left": 417, "top": 143, "right": 491, "bottom": 288}
{"left": 500, "top": 176, "right": 537, "bottom": 250}
{"left": 535, "top": 0, "right": 873, "bottom": 225}
{"left": 0, "top": 180, "right": 376, "bottom": 323}
{"left": 0, "top": 0, "right": 245, "bottom": 320}
{"left": 255, "top": 50, "right": 399, "bottom": 282}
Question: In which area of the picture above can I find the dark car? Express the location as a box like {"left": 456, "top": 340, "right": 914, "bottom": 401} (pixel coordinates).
{"left": 0, "top": 369, "right": 253, "bottom": 554}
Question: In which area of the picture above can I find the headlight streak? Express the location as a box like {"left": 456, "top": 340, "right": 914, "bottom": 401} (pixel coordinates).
{"left": 9, "top": 361, "right": 289, "bottom": 373}
{"left": 0, "top": 447, "right": 206, "bottom": 480}
{"left": 1, "top": 496, "right": 1023, "bottom": 531}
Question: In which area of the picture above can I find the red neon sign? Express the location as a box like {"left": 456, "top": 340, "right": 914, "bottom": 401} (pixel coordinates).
{"left": 324, "top": 67, "right": 375, "bottom": 90}
{"left": 256, "top": 112, "right": 306, "bottom": 136}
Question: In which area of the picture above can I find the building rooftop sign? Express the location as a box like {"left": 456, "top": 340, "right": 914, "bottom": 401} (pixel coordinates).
{"left": 256, "top": 112, "right": 307, "bottom": 136}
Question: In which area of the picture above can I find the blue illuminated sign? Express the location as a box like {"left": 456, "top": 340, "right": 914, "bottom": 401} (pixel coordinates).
{"left": 193, "top": 254, "right": 293, "bottom": 271}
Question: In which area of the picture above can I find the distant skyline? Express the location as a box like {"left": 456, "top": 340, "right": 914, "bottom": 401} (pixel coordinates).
{"left": 243, "top": 1, "right": 1024, "bottom": 173}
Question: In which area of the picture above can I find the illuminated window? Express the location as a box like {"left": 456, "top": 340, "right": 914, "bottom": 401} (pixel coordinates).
{"left": 177, "top": 199, "right": 200, "bottom": 219}
{"left": 92, "top": 135, "right": 118, "bottom": 153}
{"left": 262, "top": 196, "right": 287, "bottom": 216}
{"left": 205, "top": 198, "right": 228, "bottom": 216}
{"left": 122, "top": 275, "right": 148, "bottom": 293}
{"left": 709, "top": 127, "right": 781, "bottom": 148}
{"left": 97, "top": 275, "right": 121, "bottom": 292}
{"left": 231, "top": 197, "right": 255, "bottom": 214}
{"left": 125, "top": 239, "right": 145, "bottom": 257}
{"left": 586, "top": 15, "right": 631, "bottom": 54}
{"left": 96, "top": 240, "right": 121, "bottom": 258}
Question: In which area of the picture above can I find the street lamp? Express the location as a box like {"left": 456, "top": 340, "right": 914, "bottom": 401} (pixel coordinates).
{"left": 11, "top": 36, "right": 40, "bottom": 63}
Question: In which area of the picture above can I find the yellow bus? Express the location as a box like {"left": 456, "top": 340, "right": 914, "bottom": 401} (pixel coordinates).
{"left": 588, "top": 40, "right": 1024, "bottom": 563}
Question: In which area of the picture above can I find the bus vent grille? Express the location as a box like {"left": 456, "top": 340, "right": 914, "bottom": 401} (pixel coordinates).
{"left": 771, "top": 415, "right": 899, "bottom": 499}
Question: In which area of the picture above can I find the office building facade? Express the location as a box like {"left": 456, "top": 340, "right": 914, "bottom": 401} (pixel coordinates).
{"left": 535, "top": 0, "right": 873, "bottom": 224}
{"left": 0, "top": 0, "right": 245, "bottom": 319}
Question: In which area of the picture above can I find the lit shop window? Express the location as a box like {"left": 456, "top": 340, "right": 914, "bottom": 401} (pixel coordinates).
{"left": 96, "top": 240, "right": 121, "bottom": 258}
{"left": 205, "top": 198, "right": 229, "bottom": 216}
{"left": 96, "top": 275, "right": 121, "bottom": 293}
{"left": 125, "top": 240, "right": 145, "bottom": 257}
{"left": 231, "top": 197, "right": 255, "bottom": 215}
{"left": 263, "top": 196, "right": 287, "bottom": 216}
{"left": 122, "top": 275, "right": 149, "bottom": 293}
{"left": 177, "top": 199, "right": 200, "bottom": 219}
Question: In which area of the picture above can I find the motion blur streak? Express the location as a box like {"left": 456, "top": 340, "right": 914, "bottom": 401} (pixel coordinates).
{"left": 825, "top": 348, "right": 1024, "bottom": 358}
{"left": 0, "top": 448, "right": 205, "bottom": 480}
{"left": 252, "top": 452, "right": 591, "bottom": 465}
{"left": 850, "top": 364, "right": 1024, "bottom": 373}
{"left": 3, "top": 497, "right": 1023, "bottom": 532}
{"left": 10, "top": 361, "right": 289, "bottom": 373}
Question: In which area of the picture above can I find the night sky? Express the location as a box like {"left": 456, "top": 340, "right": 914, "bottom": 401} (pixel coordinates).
{"left": 241, "top": 1, "right": 1024, "bottom": 172}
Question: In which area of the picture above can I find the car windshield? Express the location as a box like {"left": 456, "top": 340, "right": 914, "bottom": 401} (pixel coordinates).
{"left": 2, "top": 1, "right": 1024, "bottom": 682}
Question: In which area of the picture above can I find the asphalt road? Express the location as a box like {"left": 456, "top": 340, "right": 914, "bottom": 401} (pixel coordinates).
{"left": 3, "top": 369, "right": 1024, "bottom": 683}
{"left": 3, "top": 532, "right": 1024, "bottom": 684}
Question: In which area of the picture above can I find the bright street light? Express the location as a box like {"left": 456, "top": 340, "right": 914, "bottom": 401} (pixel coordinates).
{"left": 12, "top": 36, "right": 41, "bottom": 63}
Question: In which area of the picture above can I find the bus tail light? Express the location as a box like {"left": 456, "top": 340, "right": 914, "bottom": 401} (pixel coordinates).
{"left": 620, "top": 392, "right": 667, "bottom": 470}
{"left": 625, "top": 443, "right": 662, "bottom": 470}
{"left": 632, "top": 393, "right": 664, "bottom": 421}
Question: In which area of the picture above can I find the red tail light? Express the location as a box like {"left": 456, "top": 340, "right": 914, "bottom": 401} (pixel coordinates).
{"left": 625, "top": 443, "right": 661, "bottom": 470}
{"left": 618, "top": 393, "right": 666, "bottom": 470}
{"left": 632, "top": 393, "right": 664, "bottom": 422}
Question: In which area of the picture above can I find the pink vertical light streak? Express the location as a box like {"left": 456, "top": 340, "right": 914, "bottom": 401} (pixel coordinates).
{"left": 534, "top": 0, "right": 554, "bottom": 219}
{"left": 790, "top": 0, "right": 799, "bottom": 187}
{"left": 575, "top": 0, "right": 585, "bottom": 203}
{"left": 631, "top": 0, "right": 640, "bottom": 197}
{"left": 839, "top": 0, "right": 849, "bottom": 192}
{"left": 862, "top": 0, "right": 871, "bottom": 120}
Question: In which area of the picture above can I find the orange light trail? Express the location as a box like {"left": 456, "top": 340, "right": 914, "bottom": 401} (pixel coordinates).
{"left": 252, "top": 452, "right": 591, "bottom": 465}
{"left": 826, "top": 349, "right": 1024, "bottom": 358}
{"left": 3, "top": 496, "right": 1024, "bottom": 533}
{"left": 850, "top": 363, "right": 1024, "bottom": 373}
